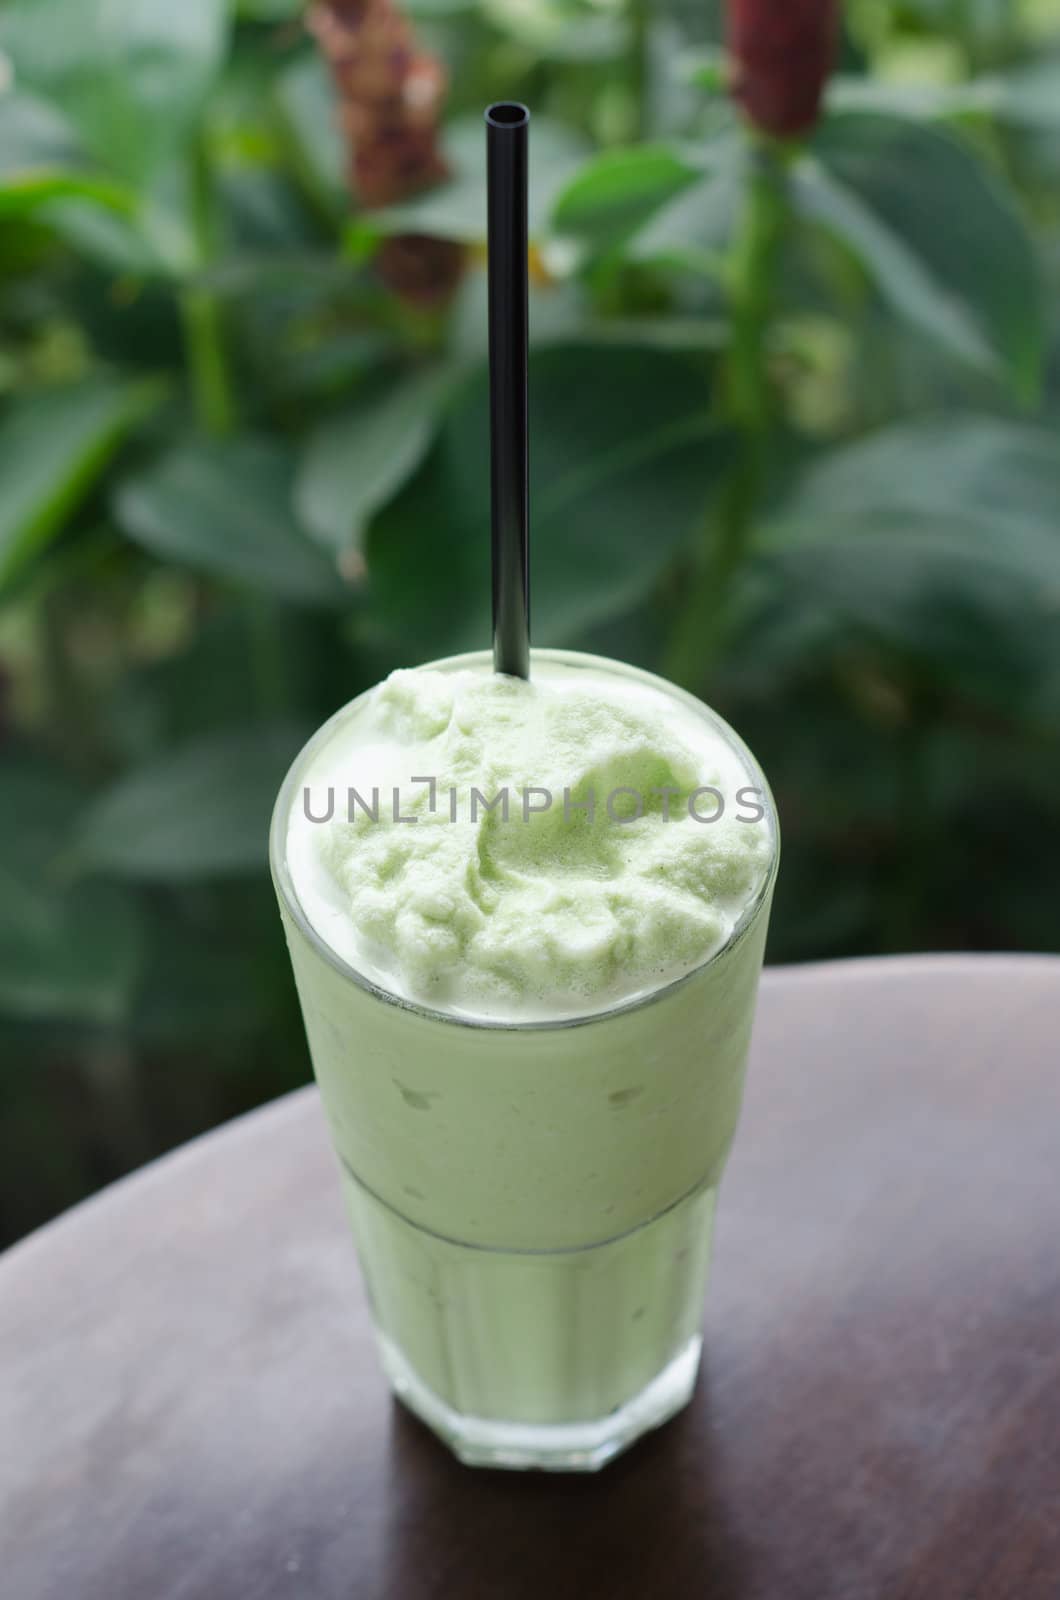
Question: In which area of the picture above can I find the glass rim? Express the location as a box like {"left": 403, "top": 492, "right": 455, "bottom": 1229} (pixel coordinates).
{"left": 269, "top": 648, "right": 780, "bottom": 1034}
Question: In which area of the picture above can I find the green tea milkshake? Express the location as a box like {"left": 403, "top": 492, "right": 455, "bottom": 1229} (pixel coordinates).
{"left": 271, "top": 649, "right": 776, "bottom": 1469}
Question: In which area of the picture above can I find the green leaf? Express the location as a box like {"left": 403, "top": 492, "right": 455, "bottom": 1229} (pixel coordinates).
{"left": 680, "top": 49, "right": 729, "bottom": 95}
{"left": 480, "top": 0, "right": 624, "bottom": 61}
{"left": 0, "top": 88, "right": 136, "bottom": 216}
{"left": 576, "top": 317, "right": 729, "bottom": 352}
{"left": 983, "top": 59, "right": 1060, "bottom": 130}
{"left": 766, "top": 521, "right": 1060, "bottom": 719}
{"left": 273, "top": 52, "right": 347, "bottom": 216}
{"left": 0, "top": 90, "right": 155, "bottom": 265}
{"left": 762, "top": 417, "right": 1060, "bottom": 719}
{"left": 371, "top": 115, "right": 591, "bottom": 244}
{"left": 0, "top": 171, "right": 135, "bottom": 218}
{"left": 75, "top": 723, "right": 308, "bottom": 880}
{"left": 113, "top": 436, "right": 350, "bottom": 606}
{"left": 799, "top": 115, "right": 1042, "bottom": 399}
{"left": 237, "top": 0, "right": 301, "bottom": 17}
{"left": 625, "top": 139, "right": 743, "bottom": 276}
{"left": 405, "top": 0, "right": 474, "bottom": 13}
{"left": 295, "top": 368, "right": 452, "bottom": 555}
{"left": 826, "top": 63, "right": 1060, "bottom": 132}
{"left": 0, "top": 763, "right": 143, "bottom": 1022}
{"left": 448, "top": 277, "right": 727, "bottom": 363}
{"left": 0, "top": 380, "right": 162, "bottom": 589}
{"left": 791, "top": 160, "right": 994, "bottom": 375}
{"left": 773, "top": 414, "right": 1060, "bottom": 540}
{"left": 0, "top": 89, "right": 83, "bottom": 174}
{"left": 824, "top": 76, "right": 997, "bottom": 121}
{"left": 366, "top": 344, "right": 723, "bottom": 657}
{"left": 552, "top": 143, "right": 703, "bottom": 251}
{"left": 0, "top": 0, "right": 230, "bottom": 184}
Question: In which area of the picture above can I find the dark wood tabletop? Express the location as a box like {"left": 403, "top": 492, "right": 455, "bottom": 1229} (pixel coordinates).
{"left": 2, "top": 956, "right": 1059, "bottom": 1600}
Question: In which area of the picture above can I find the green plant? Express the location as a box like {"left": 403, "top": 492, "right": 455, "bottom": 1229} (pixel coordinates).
{"left": 1, "top": 0, "right": 1059, "bottom": 1242}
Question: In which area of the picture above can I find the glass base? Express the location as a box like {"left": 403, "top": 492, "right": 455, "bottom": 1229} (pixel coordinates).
{"left": 379, "top": 1329, "right": 703, "bottom": 1471}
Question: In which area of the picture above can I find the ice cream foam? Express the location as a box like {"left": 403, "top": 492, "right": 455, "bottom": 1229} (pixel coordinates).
{"left": 285, "top": 654, "right": 773, "bottom": 1021}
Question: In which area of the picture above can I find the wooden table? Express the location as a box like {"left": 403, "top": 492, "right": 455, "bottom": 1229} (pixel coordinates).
{"left": 3, "top": 957, "right": 1059, "bottom": 1600}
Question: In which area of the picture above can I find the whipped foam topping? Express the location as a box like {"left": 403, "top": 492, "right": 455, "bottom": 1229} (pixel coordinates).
{"left": 285, "top": 657, "right": 773, "bottom": 1021}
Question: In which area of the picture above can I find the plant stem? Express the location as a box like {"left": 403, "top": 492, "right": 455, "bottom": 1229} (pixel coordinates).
{"left": 666, "top": 138, "right": 789, "bottom": 692}
{"left": 180, "top": 286, "right": 236, "bottom": 438}
{"left": 724, "top": 142, "right": 787, "bottom": 541}
{"left": 180, "top": 132, "right": 236, "bottom": 438}
{"left": 630, "top": 0, "right": 650, "bottom": 141}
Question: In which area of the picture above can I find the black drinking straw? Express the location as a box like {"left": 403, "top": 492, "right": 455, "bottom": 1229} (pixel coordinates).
{"left": 485, "top": 102, "right": 531, "bottom": 680}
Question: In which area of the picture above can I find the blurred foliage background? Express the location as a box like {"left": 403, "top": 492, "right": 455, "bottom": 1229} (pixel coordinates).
{"left": 1, "top": 0, "right": 1058, "bottom": 1246}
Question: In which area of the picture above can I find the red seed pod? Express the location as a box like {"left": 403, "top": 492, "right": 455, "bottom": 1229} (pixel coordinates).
{"left": 376, "top": 234, "right": 465, "bottom": 307}
{"left": 727, "top": 0, "right": 840, "bottom": 140}
{"left": 308, "top": 0, "right": 450, "bottom": 207}
{"left": 308, "top": 0, "right": 462, "bottom": 303}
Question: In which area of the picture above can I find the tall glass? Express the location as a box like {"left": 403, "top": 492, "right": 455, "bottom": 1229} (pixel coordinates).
{"left": 270, "top": 651, "right": 777, "bottom": 1470}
